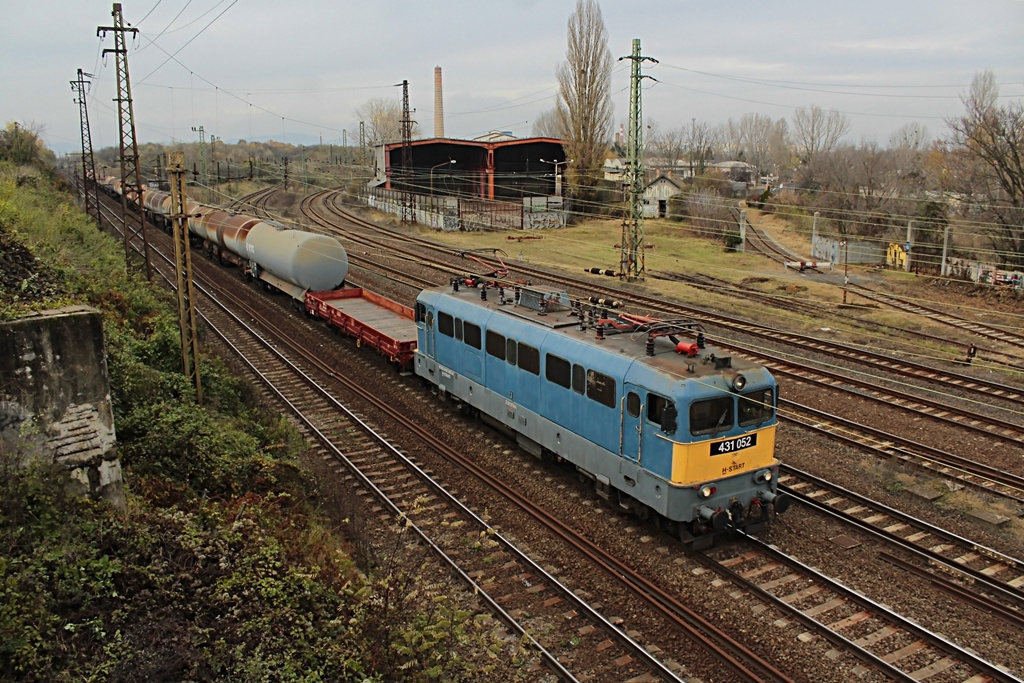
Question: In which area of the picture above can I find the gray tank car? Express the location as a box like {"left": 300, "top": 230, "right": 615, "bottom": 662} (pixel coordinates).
{"left": 244, "top": 221, "right": 349, "bottom": 294}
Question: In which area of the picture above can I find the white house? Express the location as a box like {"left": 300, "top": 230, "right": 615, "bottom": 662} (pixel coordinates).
{"left": 643, "top": 175, "right": 685, "bottom": 218}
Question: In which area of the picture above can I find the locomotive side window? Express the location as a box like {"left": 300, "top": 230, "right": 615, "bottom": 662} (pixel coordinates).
{"left": 438, "top": 311, "right": 454, "bottom": 337}
{"left": 486, "top": 330, "right": 506, "bottom": 359}
{"left": 518, "top": 343, "right": 540, "bottom": 375}
{"left": 455, "top": 318, "right": 463, "bottom": 341}
{"left": 586, "top": 370, "right": 616, "bottom": 408}
{"left": 546, "top": 354, "right": 571, "bottom": 388}
{"left": 626, "top": 391, "right": 641, "bottom": 417}
{"left": 415, "top": 302, "right": 426, "bottom": 323}
{"left": 738, "top": 388, "right": 774, "bottom": 427}
{"left": 506, "top": 338, "right": 518, "bottom": 365}
{"left": 571, "top": 364, "right": 585, "bottom": 394}
{"left": 690, "top": 397, "right": 734, "bottom": 436}
{"left": 647, "top": 394, "right": 667, "bottom": 423}
{"left": 464, "top": 322, "right": 481, "bottom": 349}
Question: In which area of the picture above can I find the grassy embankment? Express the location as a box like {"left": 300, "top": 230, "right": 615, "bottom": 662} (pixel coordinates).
{"left": 0, "top": 166, "right": 519, "bottom": 682}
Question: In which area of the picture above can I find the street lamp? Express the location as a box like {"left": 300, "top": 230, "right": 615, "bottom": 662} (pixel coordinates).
{"left": 430, "top": 159, "right": 455, "bottom": 198}
{"left": 539, "top": 158, "right": 572, "bottom": 197}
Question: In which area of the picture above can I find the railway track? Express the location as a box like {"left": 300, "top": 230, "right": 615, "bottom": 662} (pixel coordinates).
{"left": 652, "top": 270, "right": 1024, "bottom": 374}
{"left": 850, "top": 283, "right": 1024, "bottom": 351}
{"left": 741, "top": 218, "right": 821, "bottom": 271}
{"left": 99, "top": 200, "right": 794, "bottom": 682}
{"left": 700, "top": 537, "right": 1019, "bottom": 682}
{"left": 780, "top": 466, "right": 1024, "bottom": 622}
{"left": 782, "top": 400, "right": 1024, "bottom": 503}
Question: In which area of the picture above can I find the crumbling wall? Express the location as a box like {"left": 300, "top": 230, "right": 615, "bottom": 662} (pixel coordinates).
{"left": 0, "top": 305, "right": 124, "bottom": 508}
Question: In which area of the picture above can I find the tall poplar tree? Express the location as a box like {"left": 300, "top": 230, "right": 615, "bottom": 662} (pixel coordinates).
{"left": 555, "top": 0, "right": 613, "bottom": 208}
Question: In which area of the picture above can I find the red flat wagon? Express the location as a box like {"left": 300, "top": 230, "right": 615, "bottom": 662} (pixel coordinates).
{"left": 305, "top": 288, "right": 417, "bottom": 369}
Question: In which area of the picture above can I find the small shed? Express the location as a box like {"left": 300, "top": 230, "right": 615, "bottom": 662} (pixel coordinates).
{"left": 643, "top": 175, "right": 685, "bottom": 218}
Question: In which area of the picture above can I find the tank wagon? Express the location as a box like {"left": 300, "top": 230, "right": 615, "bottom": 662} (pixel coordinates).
{"left": 413, "top": 276, "right": 790, "bottom": 546}
{"left": 97, "top": 177, "right": 348, "bottom": 300}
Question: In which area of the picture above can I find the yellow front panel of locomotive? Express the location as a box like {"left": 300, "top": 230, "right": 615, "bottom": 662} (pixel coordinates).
{"left": 669, "top": 425, "right": 777, "bottom": 486}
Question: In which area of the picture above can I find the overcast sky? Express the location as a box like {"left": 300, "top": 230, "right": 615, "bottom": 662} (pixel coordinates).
{"left": 4, "top": 0, "right": 1023, "bottom": 156}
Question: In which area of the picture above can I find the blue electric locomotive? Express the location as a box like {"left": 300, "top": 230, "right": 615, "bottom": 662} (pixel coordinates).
{"left": 414, "top": 277, "right": 790, "bottom": 546}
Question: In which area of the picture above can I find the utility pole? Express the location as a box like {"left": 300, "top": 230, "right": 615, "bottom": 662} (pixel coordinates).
{"left": 618, "top": 38, "right": 657, "bottom": 281}
{"left": 70, "top": 68, "right": 101, "bottom": 225}
{"left": 301, "top": 145, "right": 307, "bottom": 189}
{"left": 166, "top": 150, "right": 202, "bottom": 404}
{"left": 399, "top": 79, "right": 414, "bottom": 224}
{"left": 98, "top": 2, "right": 152, "bottom": 281}
{"left": 359, "top": 121, "right": 366, "bottom": 166}
{"left": 191, "top": 125, "right": 206, "bottom": 195}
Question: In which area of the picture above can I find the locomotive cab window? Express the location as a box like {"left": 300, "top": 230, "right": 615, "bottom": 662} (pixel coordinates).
{"left": 415, "top": 302, "right": 426, "bottom": 323}
{"left": 464, "top": 322, "right": 481, "bottom": 349}
{"left": 518, "top": 343, "right": 540, "bottom": 375}
{"left": 738, "top": 388, "right": 774, "bottom": 427}
{"left": 690, "top": 397, "right": 734, "bottom": 436}
{"left": 486, "top": 330, "right": 505, "bottom": 359}
{"left": 587, "top": 370, "right": 616, "bottom": 408}
{"left": 506, "top": 338, "right": 517, "bottom": 365}
{"left": 438, "top": 311, "right": 454, "bottom": 337}
{"left": 546, "top": 354, "right": 571, "bottom": 389}
{"left": 647, "top": 393, "right": 677, "bottom": 435}
{"left": 455, "top": 318, "right": 463, "bottom": 341}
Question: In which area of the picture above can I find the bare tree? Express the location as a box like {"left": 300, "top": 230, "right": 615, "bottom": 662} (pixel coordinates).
{"left": 888, "top": 121, "right": 930, "bottom": 151}
{"left": 532, "top": 107, "right": 562, "bottom": 138}
{"left": 947, "top": 69, "right": 1024, "bottom": 267}
{"left": 720, "top": 113, "right": 788, "bottom": 175}
{"left": 555, "top": 0, "right": 613, "bottom": 203}
{"left": 791, "top": 105, "right": 849, "bottom": 163}
{"left": 647, "top": 122, "right": 687, "bottom": 174}
{"left": 797, "top": 141, "right": 926, "bottom": 255}
{"left": 686, "top": 119, "right": 717, "bottom": 177}
{"left": 354, "top": 97, "right": 408, "bottom": 147}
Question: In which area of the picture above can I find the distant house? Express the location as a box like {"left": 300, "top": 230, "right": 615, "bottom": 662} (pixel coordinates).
{"left": 603, "top": 157, "right": 624, "bottom": 181}
{"left": 643, "top": 175, "right": 685, "bottom": 218}
{"left": 474, "top": 130, "right": 518, "bottom": 143}
{"left": 711, "top": 160, "right": 756, "bottom": 183}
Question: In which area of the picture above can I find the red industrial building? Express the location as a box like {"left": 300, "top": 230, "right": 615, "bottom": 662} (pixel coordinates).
{"left": 373, "top": 136, "right": 568, "bottom": 200}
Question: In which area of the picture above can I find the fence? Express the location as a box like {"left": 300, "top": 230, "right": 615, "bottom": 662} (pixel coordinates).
{"left": 364, "top": 187, "right": 565, "bottom": 231}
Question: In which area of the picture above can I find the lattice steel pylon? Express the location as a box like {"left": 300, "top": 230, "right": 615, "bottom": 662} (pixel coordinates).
{"left": 618, "top": 38, "right": 657, "bottom": 281}
{"left": 166, "top": 151, "right": 203, "bottom": 403}
{"left": 399, "top": 79, "right": 414, "bottom": 224}
{"left": 98, "top": 2, "right": 152, "bottom": 280}
{"left": 71, "top": 68, "right": 101, "bottom": 226}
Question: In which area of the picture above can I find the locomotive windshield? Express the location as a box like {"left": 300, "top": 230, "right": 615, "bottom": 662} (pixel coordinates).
{"left": 690, "top": 396, "right": 734, "bottom": 436}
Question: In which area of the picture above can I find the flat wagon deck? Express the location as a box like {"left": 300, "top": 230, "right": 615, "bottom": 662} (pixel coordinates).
{"left": 306, "top": 288, "right": 417, "bottom": 368}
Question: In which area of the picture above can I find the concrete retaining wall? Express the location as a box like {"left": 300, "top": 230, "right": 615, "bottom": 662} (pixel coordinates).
{"left": 0, "top": 305, "right": 124, "bottom": 508}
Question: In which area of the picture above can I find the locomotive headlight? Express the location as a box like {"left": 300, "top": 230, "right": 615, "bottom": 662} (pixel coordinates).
{"left": 754, "top": 469, "right": 772, "bottom": 483}
{"left": 699, "top": 484, "right": 716, "bottom": 498}
{"left": 732, "top": 374, "right": 747, "bottom": 391}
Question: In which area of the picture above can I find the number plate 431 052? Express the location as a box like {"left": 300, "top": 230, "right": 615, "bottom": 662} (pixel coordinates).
{"left": 710, "top": 433, "right": 757, "bottom": 456}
